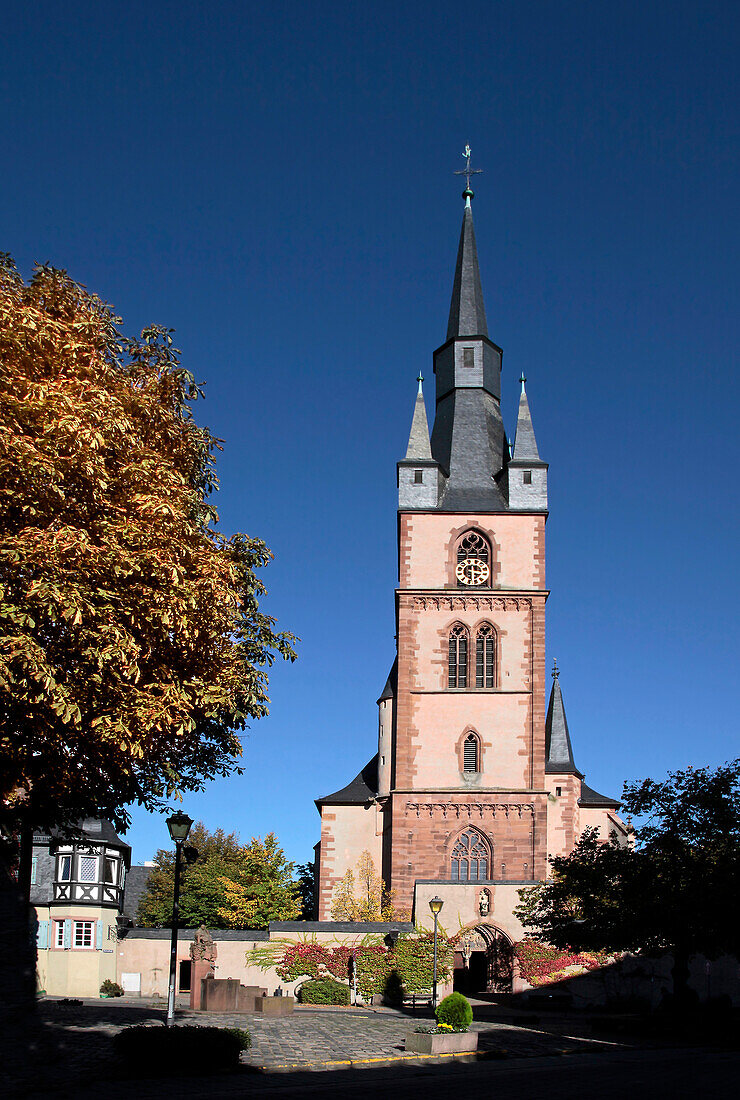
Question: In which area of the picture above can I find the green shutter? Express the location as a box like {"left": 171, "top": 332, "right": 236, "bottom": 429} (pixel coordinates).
{"left": 36, "top": 920, "right": 49, "bottom": 949}
{"left": 96, "top": 920, "right": 103, "bottom": 950}
{"left": 63, "top": 919, "right": 72, "bottom": 949}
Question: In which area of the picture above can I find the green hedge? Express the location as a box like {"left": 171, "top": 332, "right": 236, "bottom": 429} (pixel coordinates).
{"left": 298, "top": 978, "right": 351, "bottom": 1005}
{"left": 113, "top": 1025, "right": 250, "bottom": 1075}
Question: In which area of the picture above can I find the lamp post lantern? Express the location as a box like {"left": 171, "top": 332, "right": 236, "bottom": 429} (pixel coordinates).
{"left": 428, "top": 896, "right": 444, "bottom": 1010}
{"left": 165, "top": 811, "right": 193, "bottom": 1027}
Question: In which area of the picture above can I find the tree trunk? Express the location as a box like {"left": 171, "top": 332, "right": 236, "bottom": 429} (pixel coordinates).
{"left": 17, "top": 822, "right": 34, "bottom": 905}
{"left": 671, "top": 945, "right": 691, "bottom": 1005}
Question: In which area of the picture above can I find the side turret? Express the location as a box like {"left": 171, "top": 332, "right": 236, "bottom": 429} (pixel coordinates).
{"left": 397, "top": 376, "right": 440, "bottom": 509}
{"left": 507, "top": 375, "right": 548, "bottom": 511}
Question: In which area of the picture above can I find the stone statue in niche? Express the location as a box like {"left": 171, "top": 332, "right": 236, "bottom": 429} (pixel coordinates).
{"left": 189, "top": 926, "right": 218, "bottom": 1011}
{"left": 478, "top": 890, "right": 490, "bottom": 916}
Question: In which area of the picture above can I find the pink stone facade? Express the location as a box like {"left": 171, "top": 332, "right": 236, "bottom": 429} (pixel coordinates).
{"left": 316, "top": 502, "right": 622, "bottom": 927}
{"left": 313, "top": 199, "right": 625, "bottom": 982}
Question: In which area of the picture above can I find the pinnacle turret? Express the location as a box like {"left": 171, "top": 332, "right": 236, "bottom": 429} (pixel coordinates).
{"left": 404, "top": 375, "right": 433, "bottom": 460}
{"left": 507, "top": 375, "right": 548, "bottom": 510}
{"left": 545, "top": 662, "right": 581, "bottom": 776}
{"left": 512, "top": 376, "right": 541, "bottom": 460}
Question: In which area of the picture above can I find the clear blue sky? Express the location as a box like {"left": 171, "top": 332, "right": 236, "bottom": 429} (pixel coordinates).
{"left": 3, "top": 1, "right": 738, "bottom": 865}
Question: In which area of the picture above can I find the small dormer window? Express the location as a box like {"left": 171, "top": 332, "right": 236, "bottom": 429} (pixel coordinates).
{"left": 463, "top": 347, "right": 475, "bottom": 368}
{"left": 522, "top": 471, "right": 532, "bottom": 485}
{"left": 414, "top": 470, "right": 423, "bottom": 484}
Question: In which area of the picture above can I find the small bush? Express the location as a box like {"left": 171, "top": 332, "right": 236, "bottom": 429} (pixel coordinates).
{"left": 436, "top": 992, "right": 473, "bottom": 1030}
{"left": 113, "top": 1025, "right": 246, "bottom": 1075}
{"left": 298, "top": 978, "right": 351, "bottom": 1005}
{"left": 100, "top": 979, "right": 124, "bottom": 997}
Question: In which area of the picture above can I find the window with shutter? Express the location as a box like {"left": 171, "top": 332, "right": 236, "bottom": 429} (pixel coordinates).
{"left": 475, "top": 624, "right": 495, "bottom": 688}
{"left": 463, "top": 733, "right": 479, "bottom": 773}
{"left": 448, "top": 624, "right": 468, "bottom": 688}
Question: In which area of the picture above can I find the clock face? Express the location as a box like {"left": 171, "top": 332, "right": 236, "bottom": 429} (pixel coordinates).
{"left": 456, "top": 557, "right": 490, "bottom": 586}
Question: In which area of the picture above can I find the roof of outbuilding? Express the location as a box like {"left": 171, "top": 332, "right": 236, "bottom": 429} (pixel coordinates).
{"left": 119, "top": 927, "right": 270, "bottom": 941}
{"left": 579, "top": 782, "right": 621, "bottom": 809}
{"left": 315, "top": 755, "right": 379, "bottom": 807}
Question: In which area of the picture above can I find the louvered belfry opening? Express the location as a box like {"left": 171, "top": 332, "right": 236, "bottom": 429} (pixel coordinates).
{"left": 448, "top": 623, "right": 468, "bottom": 687}
{"left": 463, "top": 732, "right": 479, "bottom": 773}
{"left": 476, "top": 624, "right": 495, "bottom": 687}
{"left": 451, "top": 827, "right": 490, "bottom": 881}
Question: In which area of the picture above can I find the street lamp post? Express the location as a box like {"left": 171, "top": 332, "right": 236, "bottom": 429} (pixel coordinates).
{"left": 428, "top": 896, "right": 444, "bottom": 1011}
{"left": 165, "top": 811, "right": 193, "bottom": 1028}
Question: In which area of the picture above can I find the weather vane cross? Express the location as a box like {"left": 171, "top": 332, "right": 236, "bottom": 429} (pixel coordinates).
{"left": 454, "top": 144, "right": 483, "bottom": 191}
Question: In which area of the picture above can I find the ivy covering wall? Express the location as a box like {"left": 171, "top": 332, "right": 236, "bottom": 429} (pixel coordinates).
{"left": 514, "top": 941, "right": 616, "bottom": 987}
{"left": 250, "top": 933, "right": 453, "bottom": 1002}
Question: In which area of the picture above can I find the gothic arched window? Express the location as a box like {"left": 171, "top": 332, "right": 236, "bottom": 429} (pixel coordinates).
{"left": 448, "top": 624, "right": 468, "bottom": 688}
{"left": 456, "top": 530, "right": 491, "bottom": 587}
{"left": 451, "top": 827, "right": 490, "bottom": 881}
{"left": 476, "top": 624, "right": 496, "bottom": 688}
{"left": 463, "top": 732, "right": 480, "bottom": 773}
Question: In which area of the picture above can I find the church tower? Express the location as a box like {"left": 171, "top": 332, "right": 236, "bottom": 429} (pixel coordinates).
{"left": 315, "top": 172, "right": 624, "bottom": 967}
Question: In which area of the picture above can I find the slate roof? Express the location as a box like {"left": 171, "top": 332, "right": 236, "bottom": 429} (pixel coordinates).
{"left": 512, "top": 384, "right": 541, "bottom": 461}
{"left": 432, "top": 389, "right": 509, "bottom": 511}
{"left": 120, "top": 927, "right": 269, "bottom": 941}
{"left": 48, "top": 819, "right": 131, "bottom": 863}
{"left": 545, "top": 677, "right": 582, "bottom": 777}
{"left": 315, "top": 755, "right": 379, "bottom": 807}
{"left": 447, "top": 204, "right": 489, "bottom": 339}
{"left": 430, "top": 200, "right": 509, "bottom": 512}
{"left": 122, "top": 864, "right": 154, "bottom": 923}
{"left": 378, "top": 658, "right": 397, "bottom": 703}
{"left": 404, "top": 381, "right": 433, "bottom": 460}
{"left": 579, "top": 782, "right": 620, "bottom": 809}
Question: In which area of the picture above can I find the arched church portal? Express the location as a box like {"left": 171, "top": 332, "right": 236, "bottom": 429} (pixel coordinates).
{"left": 453, "top": 924, "right": 513, "bottom": 995}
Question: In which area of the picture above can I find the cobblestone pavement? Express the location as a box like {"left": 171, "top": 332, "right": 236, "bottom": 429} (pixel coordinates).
{"left": 9, "top": 998, "right": 633, "bottom": 1097}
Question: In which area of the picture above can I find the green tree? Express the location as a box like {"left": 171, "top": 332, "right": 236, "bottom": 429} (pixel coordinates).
{"left": 137, "top": 822, "right": 300, "bottom": 929}
{"left": 0, "top": 259, "right": 296, "bottom": 889}
{"left": 516, "top": 760, "right": 740, "bottom": 1001}
{"left": 330, "top": 851, "right": 405, "bottom": 921}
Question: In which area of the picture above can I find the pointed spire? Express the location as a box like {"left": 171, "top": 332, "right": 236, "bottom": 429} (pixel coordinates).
{"left": 405, "top": 375, "right": 432, "bottom": 460}
{"left": 446, "top": 200, "right": 489, "bottom": 339}
{"left": 545, "top": 661, "right": 580, "bottom": 776}
{"left": 512, "top": 374, "right": 541, "bottom": 460}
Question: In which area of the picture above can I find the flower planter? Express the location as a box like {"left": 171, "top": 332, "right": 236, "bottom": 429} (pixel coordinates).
{"left": 405, "top": 1031, "right": 478, "bottom": 1055}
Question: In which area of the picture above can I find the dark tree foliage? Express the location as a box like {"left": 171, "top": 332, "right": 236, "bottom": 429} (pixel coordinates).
{"left": 295, "top": 861, "right": 316, "bottom": 919}
{"left": 516, "top": 760, "right": 740, "bottom": 999}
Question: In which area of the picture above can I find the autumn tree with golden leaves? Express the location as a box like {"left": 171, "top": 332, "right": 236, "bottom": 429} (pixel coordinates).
{"left": 0, "top": 258, "right": 296, "bottom": 889}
